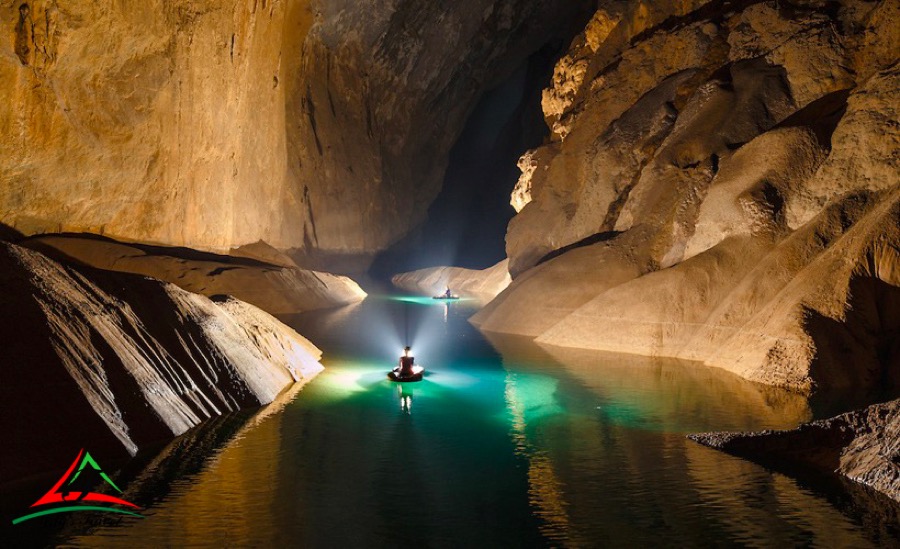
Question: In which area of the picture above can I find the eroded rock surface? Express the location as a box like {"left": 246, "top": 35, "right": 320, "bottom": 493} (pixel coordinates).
{"left": 474, "top": 1, "right": 900, "bottom": 396}
{"left": 690, "top": 399, "right": 900, "bottom": 502}
{"left": 0, "top": 241, "right": 323, "bottom": 482}
{"left": 23, "top": 235, "right": 366, "bottom": 315}
{"left": 391, "top": 259, "right": 511, "bottom": 300}
{"left": 0, "top": 0, "right": 589, "bottom": 257}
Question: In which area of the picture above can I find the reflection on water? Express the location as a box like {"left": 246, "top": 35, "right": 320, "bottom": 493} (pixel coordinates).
{"left": 25, "top": 295, "right": 899, "bottom": 547}
{"left": 504, "top": 370, "right": 572, "bottom": 544}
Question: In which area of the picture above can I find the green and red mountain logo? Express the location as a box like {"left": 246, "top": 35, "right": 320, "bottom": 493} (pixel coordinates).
{"left": 12, "top": 449, "right": 143, "bottom": 525}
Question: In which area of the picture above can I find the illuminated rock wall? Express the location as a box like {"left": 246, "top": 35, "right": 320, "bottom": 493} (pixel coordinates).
{"left": 474, "top": 0, "right": 900, "bottom": 396}
{"left": 0, "top": 241, "right": 323, "bottom": 481}
{"left": 0, "top": 0, "right": 588, "bottom": 256}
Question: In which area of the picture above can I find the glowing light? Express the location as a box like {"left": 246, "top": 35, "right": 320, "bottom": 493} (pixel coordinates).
{"left": 400, "top": 395, "right": 412, "bottom": 414}
{"left": 313, "top": 361, "right": 385, "bottom": 398}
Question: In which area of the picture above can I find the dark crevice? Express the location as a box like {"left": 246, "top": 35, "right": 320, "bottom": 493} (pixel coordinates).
{"left": 807, "top": 276, "right": 900, "bottom": 416}
{"left": 207, "top": 266, "right": 240, "bottom": 276}
{"left": 535, "top": 230, "right": 622, "bottom": 267}
{"left": 303, "top": 184, "right": 319, "bottom": 246}
{"left": 305, "top": 84, "right": 323, "bottom": 156}
{"left": 21, "top": 233, "right": 282, "bottom": 269}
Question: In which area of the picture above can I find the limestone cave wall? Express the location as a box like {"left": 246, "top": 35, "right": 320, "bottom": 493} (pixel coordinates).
{"left": 0, "top": 0, "right": 589, "bottom": 256}
{"left": 473, "top": 0, "right": 900, "bottom": 396}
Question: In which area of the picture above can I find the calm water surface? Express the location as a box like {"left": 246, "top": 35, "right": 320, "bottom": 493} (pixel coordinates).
{"left": 40, "top": 296, "right": 900, "bottom": 546}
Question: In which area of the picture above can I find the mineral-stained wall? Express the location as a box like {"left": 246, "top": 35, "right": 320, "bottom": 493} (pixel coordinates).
{"left": 0, "top": 0, "right": 588, "bottom": 256}
{"left": 1, "top": 0, "right": 306, "bottom": 251}
{"left": 473, "top": 0, "right": 900, "bottom": 396}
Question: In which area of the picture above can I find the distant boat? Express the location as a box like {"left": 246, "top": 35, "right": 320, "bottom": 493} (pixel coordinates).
{"left": 432, "top": 295, "right": 460, "bottom": 300}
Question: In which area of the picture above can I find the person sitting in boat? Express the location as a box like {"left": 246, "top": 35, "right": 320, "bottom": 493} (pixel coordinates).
{"left": 398, "top": 346, "right": 415, "bottom": 377}
{"left": 443, "top": 287, "right": 452, "bottom": 299}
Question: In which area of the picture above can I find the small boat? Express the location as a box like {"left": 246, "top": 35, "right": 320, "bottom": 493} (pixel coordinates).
{"left": 389, "top": 346, "right": 425, "bottom": 382}
{"left": 388, "top": 366, "right": 424, "bottom": 382}
{"left": 433, "top": 295, "right": 460, "bottom": 300}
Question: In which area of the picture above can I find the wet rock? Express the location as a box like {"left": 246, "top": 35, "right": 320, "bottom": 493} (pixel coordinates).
{"left": 690, "top": 398, "right": 900, "bottom": 502}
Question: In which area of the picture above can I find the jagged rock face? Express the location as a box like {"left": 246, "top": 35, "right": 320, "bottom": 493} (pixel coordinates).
{"left": 475, "top": 0, "right": 900, "bottom": 394}
{"left": 690, "top": 398, "right": 900, "bottom": 502}
{"left": 0, "top": 241, "right": 323, "bottom": 482}
{"left": 391, "top": 259, "right": 511, "bottom": 299}
{"left": 506, "top": 0, "right": 897, "bottom": 276}
{"left": 0, "top": 0, "right": 587, "bottom": 256}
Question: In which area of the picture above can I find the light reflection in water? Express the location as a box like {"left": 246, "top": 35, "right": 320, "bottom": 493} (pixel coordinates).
{"left": 50, "top": 295, "right": 900, "bottom": 547}
{"left": 503, "top": 371, "right": 573, "bottom": 543}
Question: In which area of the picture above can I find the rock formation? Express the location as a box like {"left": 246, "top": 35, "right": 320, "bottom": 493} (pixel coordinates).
{"left": 0, "top": 0, "right": 589, "bottom": 259}
{"left": 391, "top": 259, "right": 511, "bottom": 300}
{"left": 690, "top": 398, "right": 900, "bottom": 502}
{"left": 473, "top": 0, "right": 900, "bottom": 397}
{"left": 0, "top": 241, "right": 323, "bottom": 483}
{"left": 22, "top": 234, "right": 366, "bottom": 315}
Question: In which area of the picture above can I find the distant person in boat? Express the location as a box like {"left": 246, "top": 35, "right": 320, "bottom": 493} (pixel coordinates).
{"left": 443, "top": 287, "right": 452, "bottom": 298}
{"left": 398, "top": 346, "right": 415, "bottom": 377}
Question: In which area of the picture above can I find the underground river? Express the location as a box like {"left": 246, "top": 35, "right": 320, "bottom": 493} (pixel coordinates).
{"left": 25, "top": 294, "right": 900, "bottom": 546}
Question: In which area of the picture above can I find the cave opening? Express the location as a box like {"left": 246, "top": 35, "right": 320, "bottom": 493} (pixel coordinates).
{"left": 369, "top": 41, "right": 562, "bottom": 279}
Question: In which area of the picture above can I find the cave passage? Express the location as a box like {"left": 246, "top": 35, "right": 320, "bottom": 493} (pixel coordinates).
{"left": 370, "top": 43, "right": 561, "bottom": 278}
{"left": 48, "top": 296, "right": 898, "bottom": 547}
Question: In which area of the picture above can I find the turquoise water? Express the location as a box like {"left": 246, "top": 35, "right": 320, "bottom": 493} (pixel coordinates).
{"left": 38, "top": 296, "right": 900, "bottom": 546}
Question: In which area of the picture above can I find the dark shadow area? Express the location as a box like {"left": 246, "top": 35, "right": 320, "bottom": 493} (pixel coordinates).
{"left": 1, "top": 408, "right": 257, "bottom": 548}
{"left": 774, "top": 88, "right": 850, "bottom": 148}
{"left": 0, "top": 249, "right": 131, "bottom": 495}
{"left": 0, "top": 222, "right": 24, "bottom": 242}
{"left": 21, "top": 232, "right": 281, "bottom": 270}
{"left": 370, "top": 41, "right": 563, "bottom": 279}
{"left": 689, "top": 431, "right": 900, "bottom": 545}
{"left": 807, "top": 275, "right": 900, "bottom": 418}
{"left": 535, "top": 230, "right": 622, "bottom": 267}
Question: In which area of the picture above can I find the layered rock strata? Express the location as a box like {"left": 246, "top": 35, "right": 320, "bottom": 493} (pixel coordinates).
{"left": 473, "top": 0, "right": 900, "bottom": 396}
{"left": 23, "top": 234, "right": 366, "bottom": 315}
{"left": 0, "top": 241, "right": 323, "bottom": 483}
{"left": 690, "top": 398, "right": 900, "bottom": 502}
{"left": 391, "top": 259, "right": 511, "bottom": 300}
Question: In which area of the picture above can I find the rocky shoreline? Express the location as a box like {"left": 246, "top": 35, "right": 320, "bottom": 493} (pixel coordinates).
{"left": 690, "top": 398, "right": 900, "bottom": 501}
